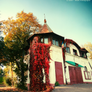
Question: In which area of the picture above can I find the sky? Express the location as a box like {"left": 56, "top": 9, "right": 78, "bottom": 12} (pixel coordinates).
{"left": 0, "top": 0, "right": 92, "bottom": 47}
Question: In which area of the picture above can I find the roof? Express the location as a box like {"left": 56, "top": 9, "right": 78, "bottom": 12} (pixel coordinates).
{"left": 27, "top": 19, "right": 64, "bottom": 41}
{"left": 27, "top": 32, "right": 64, "bottom": 42}
{"left": 39, "top": 19, "right": 53, "bottom": 33}
{"left": 64, "top": 39, "right": 80, "bottom": 49}
{"left": 64, "top": 39, "right": 88, "bottom": 52}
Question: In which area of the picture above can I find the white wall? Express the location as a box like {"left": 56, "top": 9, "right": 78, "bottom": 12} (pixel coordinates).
{"left": 65, "top": 44, "right": 92, "bottom": 83}
{"left": 69, "top": 44, "right": 80, "bottom": 56}
{"left": 49, "top": 45, "right": 66, "bottom": 84}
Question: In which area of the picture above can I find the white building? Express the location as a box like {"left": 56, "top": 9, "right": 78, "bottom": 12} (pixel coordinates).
{"left": 26, "top": 19, "right": 92, "bottom": 89}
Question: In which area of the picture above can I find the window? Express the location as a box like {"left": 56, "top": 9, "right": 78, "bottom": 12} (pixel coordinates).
{"left": 84, "top": 71, "right": 91, "bottom": 80}
{"left": 81, "top": 52, "right": 87, "bottom": 58}
{"left": 52, "top": 39, "right": 59, "bottom": 46}
{"left": 66, "top": 47, "right": 70, "bottom": 53}
{"left": 41, "top": 37, "right": 48, "bottom": 44}
{"left": 52, "top": 39, "right": 55, "bottom": 45}
{"left": 56, "top": 40, "right": 59, "bottom": 46}
{"left": 73, "top": 49, "right": 77, "bottom": 55}
{"left": 41, "top": 38, "right": 44, "bottom": 43}
{"left": 44, "top": 38, "right": 48, "bottom": 44}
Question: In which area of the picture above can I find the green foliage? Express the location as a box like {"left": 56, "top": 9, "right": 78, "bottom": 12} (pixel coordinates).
{"left": 17, "top": 83, "right": 27, "bottom": 90}
{"left": 6, "top": 77, "right": 12, "bottom": 86}
{"left": 0, "top": 39, "right": 5, "bottom": 60}
{"left": 13, "top": 58, "right": 28, "bottom": 89}
{"left": 0, "top": 77, "right": 3, "bottom": 83}
{"left": 0, "top": 68, "right": 4, "bottom": 77}
{"left": 3, "top": 77, "right": 8, "bottom": 86}
{"left": 0, "top": 11, "right": 41, "bottom": 90}
{"left": 55, "top": 81, "right": 60, "bottom": 86}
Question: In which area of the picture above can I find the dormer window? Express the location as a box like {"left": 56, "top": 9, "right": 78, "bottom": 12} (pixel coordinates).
{"left": 73, "top": 49, "right": 77, "bottom": 55}
{"left": 81, "top": 52, "right": 87, "bottom": 58}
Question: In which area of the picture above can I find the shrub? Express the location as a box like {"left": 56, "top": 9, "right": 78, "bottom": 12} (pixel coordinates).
{"left": 17, "top": 83, "right": 27, "bottom": 90}
{"left": 0, "top": 77, "right": 3, "bottom": 83}
{"left": 3, "top": 77, "right": 7, "bottom": 86}
{"left": 55, "top": 81, "right": 60, "bottom": 86}
{"left": 6, "top": 77, "right": 12, "bottom": 86}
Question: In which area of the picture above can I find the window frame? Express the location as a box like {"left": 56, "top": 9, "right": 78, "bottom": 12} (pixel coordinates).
{"left": 41, "top": 37, "right": 49, "bottom": 44}
{"left": 81, "top": 52, "right": 87, "bottom": 58}
{"left": 73, "top": 49, "right": 78, "bottom": 56}
{"left": 84, "top": 71, "right": 91, "bottom": 80}
{"left": 52, "top": 39, "right": 59, "bottom": 46}
{"left": 65, "top": 47, "right": 70, "bottom": 53}
{"left": 44, "top": 38, "right": 48, "bottom": 44}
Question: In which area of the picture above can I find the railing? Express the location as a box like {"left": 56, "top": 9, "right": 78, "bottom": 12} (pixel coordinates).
{"left": 65, "top": 52, "right": 87, "bottom": 60}
{"left": 65, "top": 52, "right": 88, "bottom": 67}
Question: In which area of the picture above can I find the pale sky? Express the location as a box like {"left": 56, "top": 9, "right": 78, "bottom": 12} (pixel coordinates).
{"left": 0, "top": 0, "right": 92, "bottom": 47}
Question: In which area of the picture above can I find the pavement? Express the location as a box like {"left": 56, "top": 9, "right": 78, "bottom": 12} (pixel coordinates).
{"left": 0, "top": 84, "right": 92, "bottom": 92}
{"left": 52, "top": 84, "right": 92, "bottom": 92}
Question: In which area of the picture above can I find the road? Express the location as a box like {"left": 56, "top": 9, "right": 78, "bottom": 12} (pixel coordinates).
{"left": 52, "top": 84, "right": 92, "bottom": 92}
{"left": 0, "top": 84, "right": 92, "bottom": 92}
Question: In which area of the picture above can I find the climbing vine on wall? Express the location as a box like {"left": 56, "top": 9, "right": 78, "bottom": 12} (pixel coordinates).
{"left": 29, "top": 36, "right": 53, "bottom": 91}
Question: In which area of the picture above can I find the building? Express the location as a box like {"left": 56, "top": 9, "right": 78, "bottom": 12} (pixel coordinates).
{"left": 26, "top": 19, "right": 92, "bottom": 88}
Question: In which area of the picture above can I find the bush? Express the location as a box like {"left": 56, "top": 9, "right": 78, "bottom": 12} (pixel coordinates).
{"left": 17, "top": 83, "right": 27, "bottom": 90}
{"left": 3, "top": 77, "right": 7, "bottom": 86}
{"left": 6, "top": 77, "right": 12, "bottom": 86}
{"left": 0, "top": 77, "right": 3, "bottom": 83}
{"left": 55, "top": 81, "right": 60, "bottom": 86}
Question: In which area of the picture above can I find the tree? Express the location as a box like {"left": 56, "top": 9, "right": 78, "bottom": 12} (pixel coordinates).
{"left": 1, "top": 11, "right": 42, "bottom": 89}
{"left": 0, "top": 23, "right": 4, "bottom": 62}
{"left": 84, "top": 42, "right": 92, "bottom": 59}
{"left": 0, "top": 38, "right": 6, "bottom": 63}
{"left": 0, "top": 68, "right": 4, "bottom": 84}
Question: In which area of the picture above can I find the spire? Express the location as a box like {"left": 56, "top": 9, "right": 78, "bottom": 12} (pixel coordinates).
{"left": 44, "top": 19, "right": 46, "bottom": 23}
{"left": 44, "top": 14, "right": 46, "bottom": 23}
{"left": 39, "top": 14, "right": 53, "bottom": 33}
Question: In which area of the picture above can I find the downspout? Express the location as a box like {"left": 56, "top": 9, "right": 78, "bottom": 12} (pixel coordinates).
{"left": 62, "top": 41, "right": 67, "bottom": 84}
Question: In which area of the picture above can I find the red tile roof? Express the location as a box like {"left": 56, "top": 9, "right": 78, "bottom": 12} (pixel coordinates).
{"left": 40, "top": 19, "right": 53, "bottom": 33}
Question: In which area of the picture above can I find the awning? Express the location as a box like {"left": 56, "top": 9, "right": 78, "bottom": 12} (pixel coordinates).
{"left": 66, "top": 61, "right": 84, "bottom": 68}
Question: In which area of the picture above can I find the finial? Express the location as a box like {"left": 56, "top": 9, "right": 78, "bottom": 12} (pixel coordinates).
{"left": 44, "top": 14, "right": 46, "bottom": 23}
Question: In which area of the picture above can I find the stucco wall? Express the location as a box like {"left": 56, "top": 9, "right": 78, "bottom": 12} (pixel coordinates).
{"left": 49, "top": 45, "right": 66, "bottom": 85}
{"left": 69, "top": 44, "right": 80, "bottom": 56}
{"left": 26, "top": 43, "right": 92, "bottom": 86}
{"left": 65, "top": 43, "right": 92, "bottom": 83}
